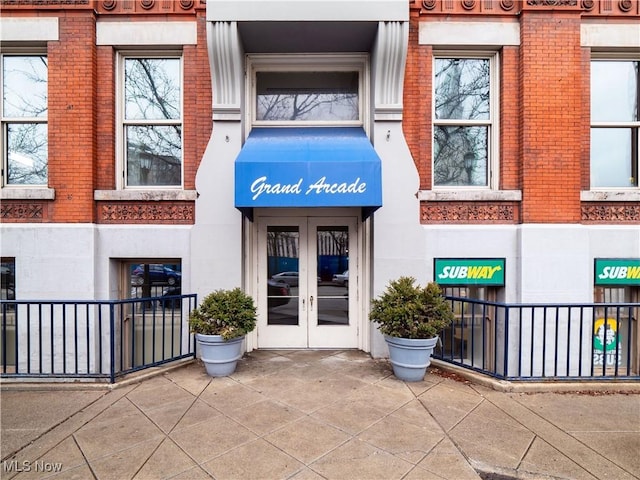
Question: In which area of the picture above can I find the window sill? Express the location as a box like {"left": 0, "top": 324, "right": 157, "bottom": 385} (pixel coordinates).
{"left": 94, "top": 190, "right": 198, "bottom": 201}
{"left": 1, "top": 188, "right": 55, "bottom": 200}
{"left": 581, "top": 190, "right": 640, "bottom": 202}
{"left": 418, "top": 190, "right": 522, "bottom": 202}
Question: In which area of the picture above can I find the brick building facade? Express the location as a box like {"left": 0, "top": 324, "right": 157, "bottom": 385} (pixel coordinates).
{"left": 1, "top": 1, "right": 638, "bottom": 362}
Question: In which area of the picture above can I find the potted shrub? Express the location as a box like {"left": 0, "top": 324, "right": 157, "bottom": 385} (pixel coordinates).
{"left": 189, "top": 288, "right": 257, "bottom": 377}
{"left": 369, "top": 276, "right": 454, "bottom": 382}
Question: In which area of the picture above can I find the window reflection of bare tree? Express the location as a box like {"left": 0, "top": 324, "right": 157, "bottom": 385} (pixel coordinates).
{"left": 434, "top": 58, "right": 489, "bottom": 186}
{"left": 258, "top": 92, "right": 358, "bottom": 121}
{"left": 124, "top": 58, "right": 181, "bottom": 186}
{"left": 4, "top": 55, "right": 48, "bottom": 185}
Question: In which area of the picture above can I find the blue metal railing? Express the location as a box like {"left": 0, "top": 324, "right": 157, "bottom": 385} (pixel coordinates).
{"left": 0, "top": 295, "right": 197, "bottom": 383}
{"left": 435, "top": 297, "right": 639, "bottom": 381}
{"left": 2, "top": 295, "right": 638, "bottom": 382}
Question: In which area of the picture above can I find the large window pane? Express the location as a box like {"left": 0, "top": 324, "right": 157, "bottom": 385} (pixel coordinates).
{"left": 317, "top": 226, "right": 349, "bottom": 326}
{"left": 2, "top": 55, "right": 48, "bottom": 186}
{"left": 434, "top": 126, "right": 488, "bottom": 186}
{"left": 590, "top": 128, "right": 635, "bottom": 188}
{"left": 2, "top": 56, "right": 48, "bottom": 118}
{"left": 1, "top": 258, "right": 15, "bottom": 298}
{"left": 7, "top": 123, "right": 48, "bottom": 185}
{"left": 126, "top": 125, "right": 181, "bottom": 186}
{"left": 124, "top": 58, "right": 180, "bottom": 121}
{"left": 267, "top": 227, "right": 299, "bottom": 326}
{"left": 123, "top": 57, "right": 182, "bottom": 188}
{"left": 591, "top": 61, "right": 638, "bottom": 123}
{"left": 435, "top": 58, "right": 489, "bottom": 121}
{"left": 256, "top": 71, "right": 359, "bottom": 121}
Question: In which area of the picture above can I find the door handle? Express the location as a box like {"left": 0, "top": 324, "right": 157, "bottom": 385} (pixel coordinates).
{"left": 309, "top": 295, "right": 314, "bottom": 311}
{"left": 302, "top": 298, "right": 306, "bottom": 312}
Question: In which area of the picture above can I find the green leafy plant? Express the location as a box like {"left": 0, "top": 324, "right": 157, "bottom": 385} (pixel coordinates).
{"left": 369, "top": 276, "right": 454, "bottom": 339}
{"left": 189, "top": 288, "right": 257, "bottom": 340}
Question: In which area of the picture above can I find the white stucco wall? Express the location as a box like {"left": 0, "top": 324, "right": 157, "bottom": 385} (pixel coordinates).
{"left": 1, "top": 224, "right": 96, "bottom": 300}
{"left": 190, "top": 124, "right": 245, "bottom": 299}
{"left": 0, "top": 224, "right": 193, "bottom": 300}
{"left": 369, "top": 121, "right": 427, "bottom": 357}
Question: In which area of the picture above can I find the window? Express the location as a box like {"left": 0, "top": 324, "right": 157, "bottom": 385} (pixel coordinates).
{"left": 440, "top": 285, "right": 496, "bottom": 370}
{"left": 593, "top": 286, "right": 639, "bottom": 375}
{"left": 120, "top": 55, "right": 182, "bottom": 188}
{"left": 590, "top": 60, "right": 639, "bottom": 189}
{"left": 433, "top": 55, "right": 497, "bottom": 188}
{"left": 127, "top": 261, "right": 182, "bottom": 299}
{"left": 1, "top": 258, "right": 15, "bottom": 301}
{"left": 256, "top": 71, "right": 359, "bottom": 123}
{"left": 120, "top": 260, "right": 182, "bottom": 369}
{"left": 1, "top": 54, "right": 48, "bottom": 186}
{"left": 249, "top": 54, "right": 367, "bottom": 127}
{"left": 1, "top": 258, "right": 16, "bottom": 370}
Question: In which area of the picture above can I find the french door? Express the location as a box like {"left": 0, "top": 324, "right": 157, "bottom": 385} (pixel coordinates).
{"left": 257, "top": 216, "right": 358, "bottom": 348}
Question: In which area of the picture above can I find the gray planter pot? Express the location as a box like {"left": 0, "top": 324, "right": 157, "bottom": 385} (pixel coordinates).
{"left": 195, "top": 333, "right": 245, "bottom": 377}
{"left": 384, "top": 335, "right": 439, "bottom": 382}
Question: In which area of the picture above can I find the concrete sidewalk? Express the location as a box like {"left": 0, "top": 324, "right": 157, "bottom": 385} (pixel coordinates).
{"left": 1, "top": 350, "right": 639, "bottom": 480}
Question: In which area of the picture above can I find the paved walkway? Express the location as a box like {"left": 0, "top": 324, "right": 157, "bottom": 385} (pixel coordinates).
{"left": 1, "top": 350, "right": 639, "bottom": 480}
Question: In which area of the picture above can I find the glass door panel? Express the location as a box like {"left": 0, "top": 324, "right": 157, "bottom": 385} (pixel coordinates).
{"left": 316, "top": 226, "right": 349, "bottom": 326}
{"left": 266, "top": 226, "right": 299, "bottom": 326}
{"left": 257, "top": 216, "right": 358, "bottom": 349}
{"left": 308, "top": 217, "right": 358, "bottom": 348}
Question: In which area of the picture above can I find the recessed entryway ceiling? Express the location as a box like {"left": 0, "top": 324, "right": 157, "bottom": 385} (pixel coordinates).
{"left": 237, "top": 21, "right": 378, "bottom": 53}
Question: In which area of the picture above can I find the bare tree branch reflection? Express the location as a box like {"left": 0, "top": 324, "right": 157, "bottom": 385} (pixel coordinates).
{"left": 434, "top": 59, "right": 489, "bottom": 186}
{"left": 3, "top": 55, "right": 48, "bottom": 185}
{"left": 124, "top": 58, "right": 181, "bottom": 186}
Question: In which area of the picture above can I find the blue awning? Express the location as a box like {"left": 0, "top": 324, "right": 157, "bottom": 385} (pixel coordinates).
{"left": 235, "top": 127, "right": 382, "bottom": 216}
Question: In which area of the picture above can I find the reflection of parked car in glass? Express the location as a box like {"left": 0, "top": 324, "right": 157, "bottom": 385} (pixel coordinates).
{"left": 271, "top": 271, "right": 321, "bottom": 286}
{"left": 1, "top": 265, "right": 15, "bottom": 288}
{"left": 332, "top": 270, "right": 349, "bottom": 286}
{"left": 268, "top": 279, "right": 291, "bottom": 307}
{"left": 131, "top": 264, "right": 181, "bottom": 286}
{"left": 1, "top": 287, "right": 15, "bottom": 300}
{"left": 271, "top": 271, "right": 299, "bottom": 287}
{"left": 159, "top": 286, "right": 182, "bottom": 309}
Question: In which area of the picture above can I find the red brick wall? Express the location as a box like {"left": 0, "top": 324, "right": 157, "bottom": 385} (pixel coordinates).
{"left": 183, "top": 11, "right": 212, "bottom": 191}
{"left": 48, "top": 12, "right": 97, "bottom": 223}
{"left": 519, "top": 11, "right": 583, "bottom": 223}
{"left": 500, "top": 46, "right": 520, "bottom": 191}
{"left": 1, "top": 5, "right": 209, "bottom": 225}
{"left": 403, "top": 12, "right": 432, "bottom": 191}
{"left": 409, "top": 8, "right": 589, "bottom": 225}
{"left": 96, "top": 45, "right": 115, "bottom": 191}
{"left": 580, "top": 47, "right": 592, "bottom": 191}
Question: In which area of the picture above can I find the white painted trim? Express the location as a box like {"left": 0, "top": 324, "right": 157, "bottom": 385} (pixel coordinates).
{"left": 94, "top": 190, "right": 197, "bottom": 201}
{"left": 209, "top": 21, "right": 244, "bottom": 121}
{"left": 207, "top": 0, "right": 408, "bottom": 22}
{"left": 373, "top": 21, "right": 408, "bottom": 121}
{"left": 418, "top": 190, "right": 522, "bottom": 202}
{"left": 1, "top": 188, "right": 55, "bottom": 200}
{"left": 0, "top": 18, "right": 59, "bottom": 42}
{"left": 581, "top": 24, "right": 640, "bottom": 48}
{"left": 581, "top": 190, "right": 640, "bottom": 202}
{"left": 419, "top": 21, "right": 520, "bottom": 46}
{"left": 96, "top": 21, "right": 197, "bottom": 46}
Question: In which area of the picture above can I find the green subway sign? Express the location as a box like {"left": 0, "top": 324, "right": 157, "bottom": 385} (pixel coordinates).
{"left": 594, "top": 259, "right": 640, "bottom": 285}
{"left": 434, "top": 258, "right": 505, "bottom": 286}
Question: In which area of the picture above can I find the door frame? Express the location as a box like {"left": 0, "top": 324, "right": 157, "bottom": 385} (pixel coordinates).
{"left": 244, "top": 207, "right": 372, "bottom": 352}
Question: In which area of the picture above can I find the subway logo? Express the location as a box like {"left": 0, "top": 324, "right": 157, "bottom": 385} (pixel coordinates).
{"left": 434, "top": 259, "right": 505, "bottom": 286}
{"left": 595, "top": 259, "right": 640, "bottom": 285}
